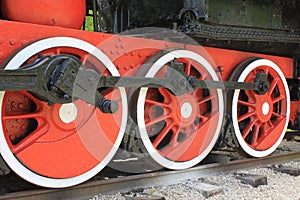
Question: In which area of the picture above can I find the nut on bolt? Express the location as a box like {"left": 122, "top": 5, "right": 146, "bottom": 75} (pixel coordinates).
{"left": 99, "top": 99, "right": 119, "bottom": 114}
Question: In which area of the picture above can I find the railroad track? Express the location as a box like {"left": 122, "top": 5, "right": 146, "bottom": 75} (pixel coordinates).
{"left": 1, "top": 150, "right": 300, "bottom": 200}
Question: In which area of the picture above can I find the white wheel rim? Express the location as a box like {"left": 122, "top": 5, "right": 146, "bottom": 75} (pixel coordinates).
{"left": 232, "top": 59, "right": 290, "bottom": 157}
{"left": 137, "top": 49, "right": 224, "bottom": 169}
{"left": 0, "top": 37, "right": 128, "bottom": 188}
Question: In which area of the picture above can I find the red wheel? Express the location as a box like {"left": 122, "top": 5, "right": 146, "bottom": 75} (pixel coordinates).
{"left": 0, "top": 37, "right": 127, "bottom": 187}
{"left": 136, "top": 49, "right": 224, "bottom": 169}
{"left": 230, "top": 58, "right": 290, "bottom": 157}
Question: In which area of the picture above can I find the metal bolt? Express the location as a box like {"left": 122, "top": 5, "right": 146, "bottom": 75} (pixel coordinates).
{"left": 64, "top": 94, "right": 70, "bottom": 99}
{"left": 11, "top": 102, "right": 16, "bottom": 108}
{"left": 9, "top": 39, "right": 16, "bottom": 46}
{"left": 99, "top": 99, "right": 119, "bottom": 114}
{"left": 18, "top": 103, "right": 24, "bottom": 109}
{"left": 21, "top": 125, "right": 27, "bottom": 130}
{"left": 9, "top": 135, "right": 16, "bottom": 141}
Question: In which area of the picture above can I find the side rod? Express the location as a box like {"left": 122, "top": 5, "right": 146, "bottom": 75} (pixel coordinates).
{"left": 0, "top": 55, "right": 269, "bottom": 114}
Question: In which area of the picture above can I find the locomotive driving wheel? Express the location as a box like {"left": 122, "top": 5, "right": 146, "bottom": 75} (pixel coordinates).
{"left": 135, "top": 49, "right": 224, "bottom": 169}
{"left": 230, "top": 58, "right": 290, "bottom": 157}
{"left": 0, "top": 37, "right": 127, "bottom": 188}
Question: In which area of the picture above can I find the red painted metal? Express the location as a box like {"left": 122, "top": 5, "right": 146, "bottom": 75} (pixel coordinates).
{"left": 143, "top": 58, "right": 221, "bottom": 161}
{"left": 0, "top": 20, "right": 298, "bottom": 179}
{"left": 1, "top": 0, "right": 86, "bottom": 29}
{"left": 0, "top": 20, "right": 296, "bottom": 124}
{"left": 1, "top": 46, "right": 124, "bottom": 178}
{"left": 237, "top": 66, "right": 288, "bottom": 150}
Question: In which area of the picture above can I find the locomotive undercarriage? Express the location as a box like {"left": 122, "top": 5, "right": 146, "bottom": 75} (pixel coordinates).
{"left": 0, "top": 0, "right": 298, "bottom": 188}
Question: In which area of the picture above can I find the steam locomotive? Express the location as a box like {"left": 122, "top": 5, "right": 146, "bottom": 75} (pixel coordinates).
{"left": 0, "top": 0, "right": 299, "bottom": 188}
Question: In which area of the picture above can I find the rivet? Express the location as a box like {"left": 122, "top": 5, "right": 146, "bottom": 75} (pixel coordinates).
{"left": 131, "top": 52, "right": 135, "bottom": 56}
{"left": 17, "top": 119, "right": 23, "bottom": 124}
{"left": 9, "top": 135, "right": 16, "bottom": 141}
{"left": 21, "top": 125, "right": 27, "bottom": 130}
{"left": 110, "top": 50, "right": 114, "bottom": 55}
{"left": 9, "top": 39, "right": 16, "bottom": 46}
{"left": 18, "top": 103, "right": 24, "bottom": 109}
{"left": 138, "top": 52, "right": 143, "bottom": 57}
{"left": 11, "top": 102, "right": 16, "bottom": 108}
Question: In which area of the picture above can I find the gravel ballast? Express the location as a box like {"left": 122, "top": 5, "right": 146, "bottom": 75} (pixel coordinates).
{"left": 91, "top": 160, "right": 300, "bottom": 200}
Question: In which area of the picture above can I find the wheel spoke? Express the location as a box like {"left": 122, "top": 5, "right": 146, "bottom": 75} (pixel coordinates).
{"left": 197, "top": 114, "right": 209, "bottom": 122}
{"left": 184, "top": 61, "right": 192, "bottom": 75}
{"left": 272, "top": 112, "right": 284, "bottom": 119}
{"left": 268, "top": 77, "right": 279, "bottom": 95}
{"left": 145, "top": 99, "right": 170, "bottom": 108}
{"left": 3, "top": 111, "right": 44, "bottom": 121}
{"left": 199, "top": 74, "right": 207, "bottom": 81}
{"left": 238, "top": 111, "right": 255, "bottom": 122}
{"left": 169, "top": 126, "right": 180, "bottom": 148}
{"left": 198, "top": 96, "right": 212, "bottom": 106}
{"left": 263, "top": 68, "right": 269, "bottom": 77}
{"left": 145, "top": 113, "right": 169, "bottom": 127}
{"left": 251, "top": 124, "right": 260, "bottom": 146}
{"left": 152, "top": 123, "right": 173, "bottom": 148}
{"left": 238, "top": 100, "right": 255, "bottom": 107}
{"left": 241, "top": 119, "right": 256, "bottom": 139}
{"left": 272, "top": 95, "right": 285, "bottom": 104}
{"left": 268, "top": 120, "right": 274, "bottom": 129}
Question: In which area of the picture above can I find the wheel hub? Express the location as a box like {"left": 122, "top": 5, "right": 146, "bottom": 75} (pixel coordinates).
{"left": 59, "top": 103, "right": 78, "bottom": 124}
{"left": 262, "top": 102, "right": 270, "bottom": 116}
{"left": 180, "top": 102, "right": 193, "bottom": 119}
{"left": 255, "top": 95, "right": 273, "bottom": 123}
{"left": 175, "top": 95, "right": 198, "bottom": 127}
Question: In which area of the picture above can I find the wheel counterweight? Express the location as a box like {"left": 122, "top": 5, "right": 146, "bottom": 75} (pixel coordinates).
{"left": 0, "top": 37, "right": 127, "bottom": 188}
{"left": 230, "top": 58, "right": 290, "bottom": 157}
{"left": 136, "top": 49, "right": 224, "bottom": 170}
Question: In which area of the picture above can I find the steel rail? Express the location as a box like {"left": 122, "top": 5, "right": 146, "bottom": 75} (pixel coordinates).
{"left": 1, "top": 151, "right": 300, "bottom": 200}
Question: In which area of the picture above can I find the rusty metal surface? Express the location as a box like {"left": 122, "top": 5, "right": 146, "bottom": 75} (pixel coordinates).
{"left": 1, "top": 151, "right": 300, "bottom": 200}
